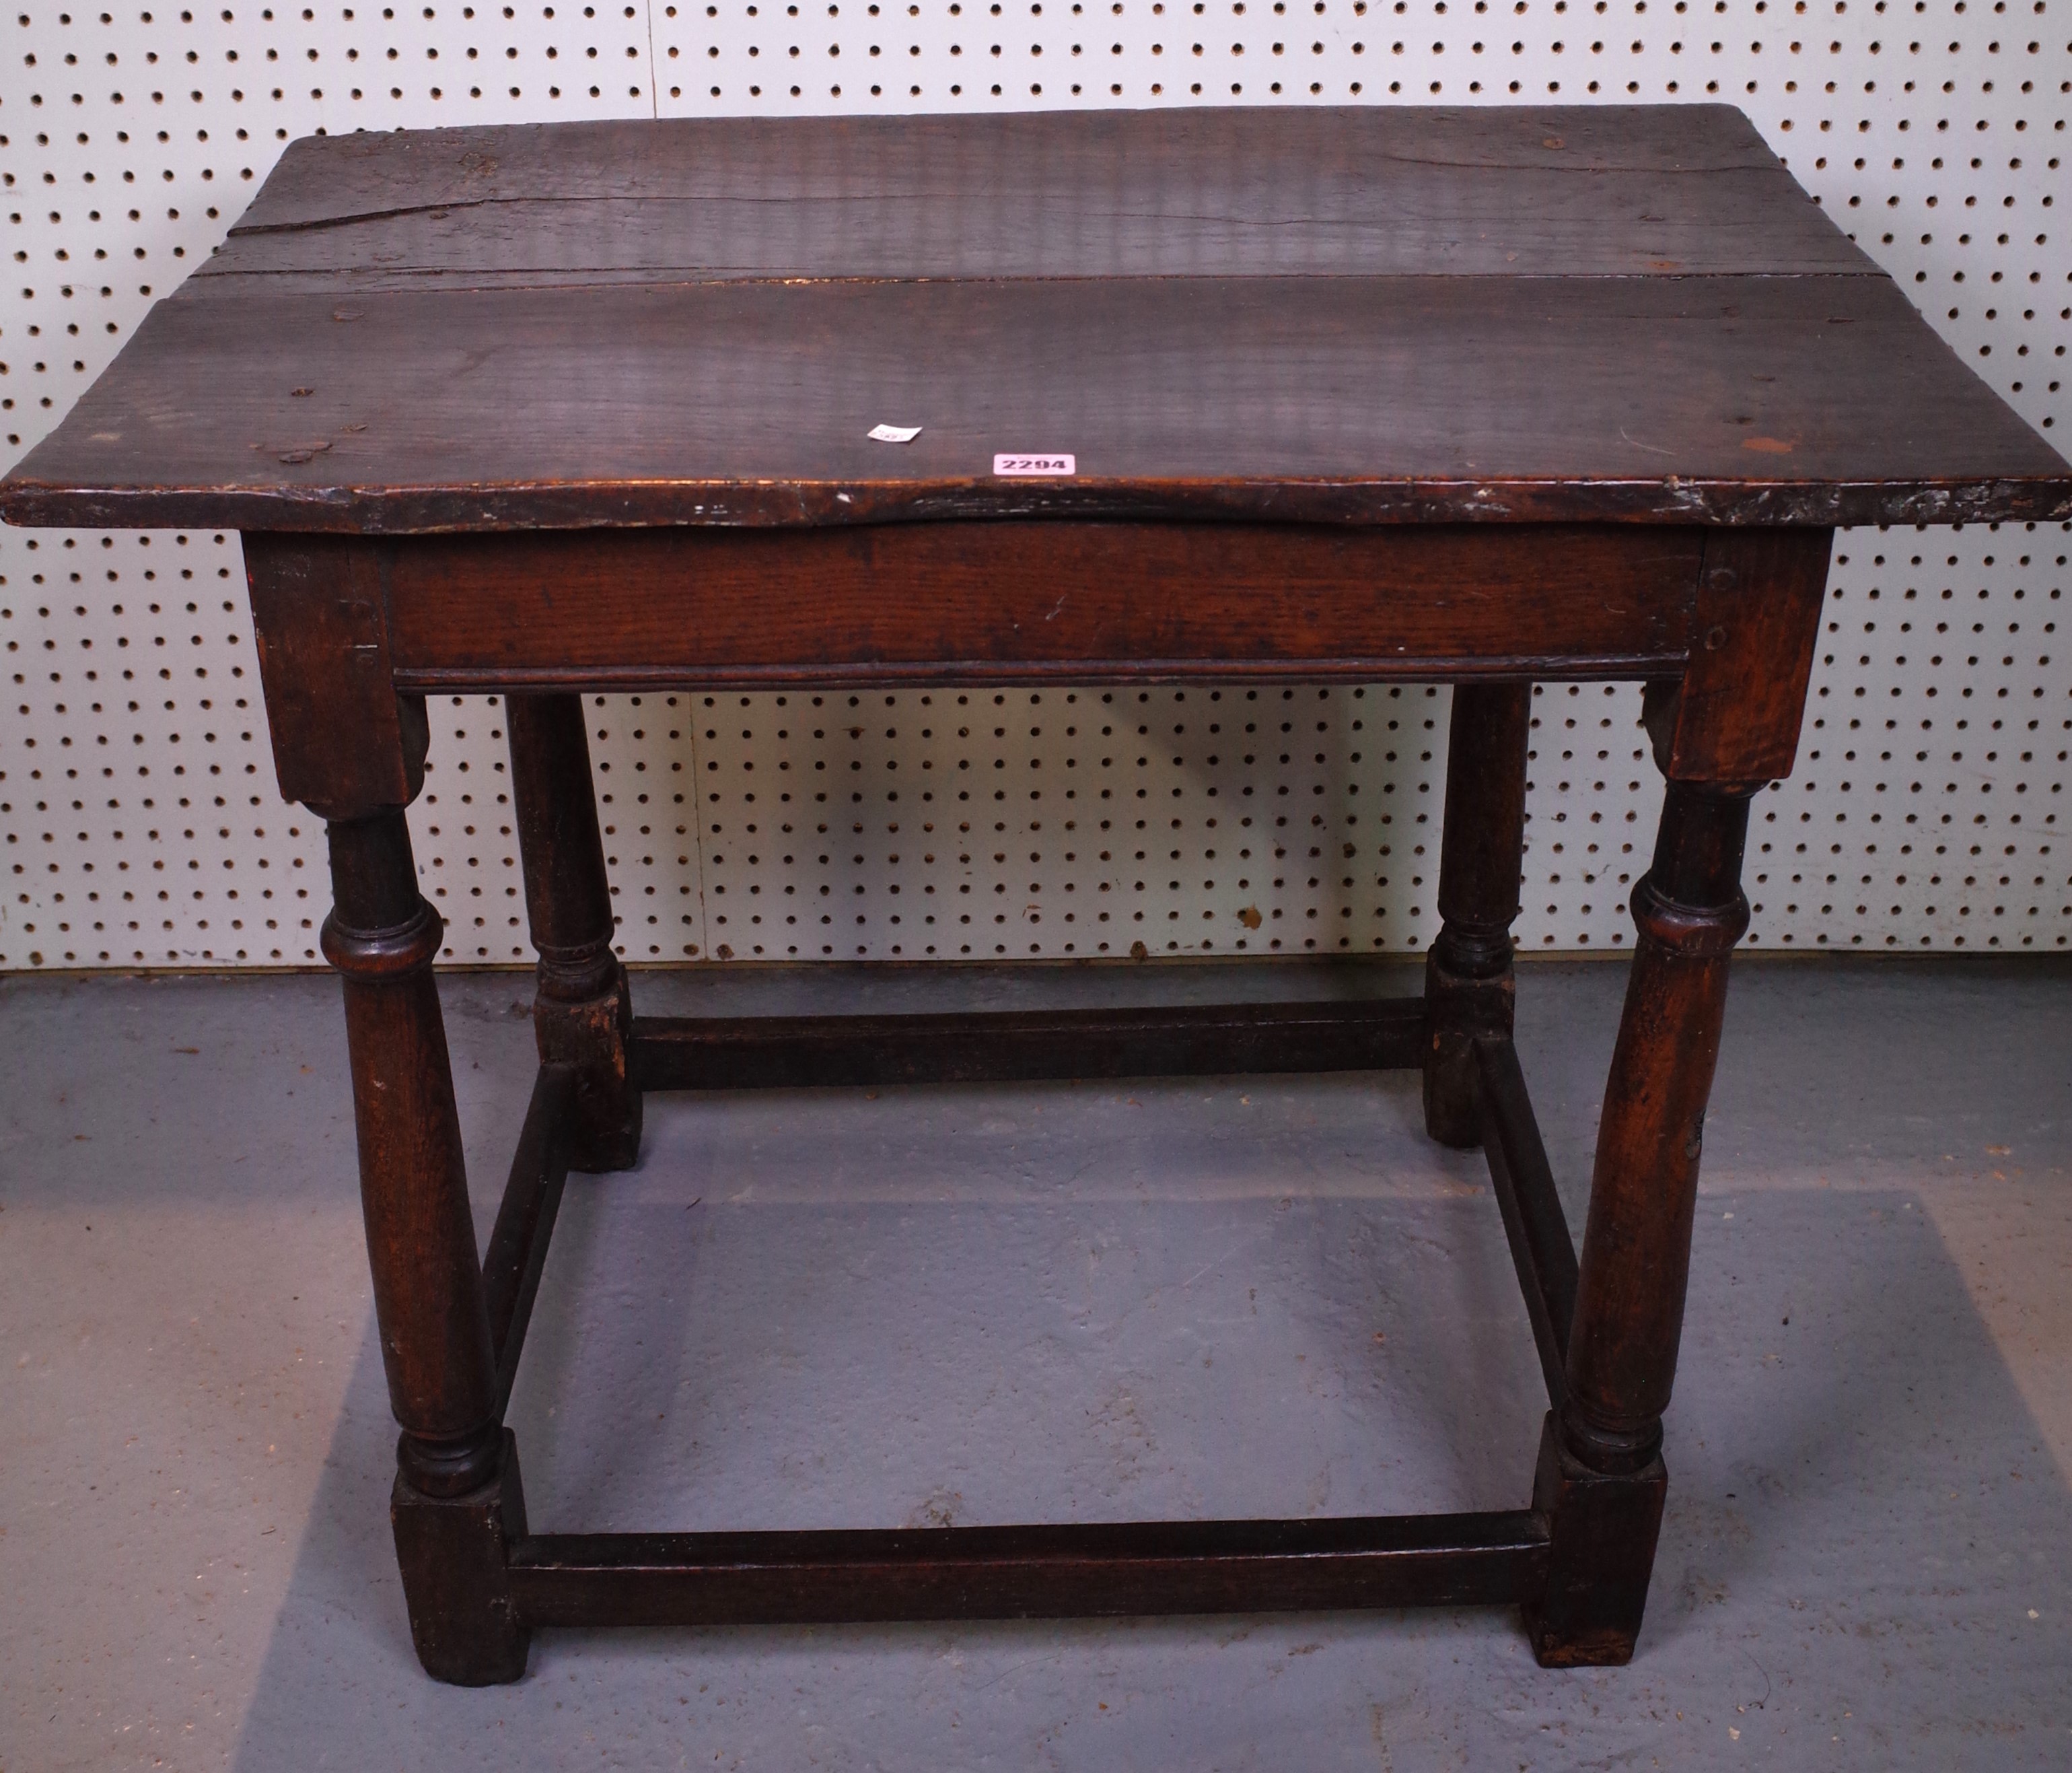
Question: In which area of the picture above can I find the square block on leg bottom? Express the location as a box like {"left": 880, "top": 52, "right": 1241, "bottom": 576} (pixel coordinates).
{"left": 1521, "top": 1412, "right": 1667, "bottom": 1669}
{"left": 390, "top": 1428, "right": 532, "bottom": 1685}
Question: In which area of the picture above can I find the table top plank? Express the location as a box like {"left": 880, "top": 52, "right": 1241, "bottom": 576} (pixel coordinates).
{"left": 201, "top": 107, "right": 1880, "bottom": 289}
{"left": 4, "top": 105, "right": 2065, "bottom": 534}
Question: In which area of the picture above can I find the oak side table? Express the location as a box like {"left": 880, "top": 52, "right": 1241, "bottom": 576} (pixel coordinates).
{"left": 6, "top": 105, "right": 2067, "bottom": 1685}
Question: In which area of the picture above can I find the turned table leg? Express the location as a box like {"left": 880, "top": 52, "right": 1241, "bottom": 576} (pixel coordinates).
{"left": 323, "top": 808, "right": 531, "bottom": 1685}
{"left": 1523, "top": 780, "right": 1751, "bottom": 1665}
{"left": 507, "top": 693, "right": 641, "bottom": 1171}
{"left": 1524, "top": 528, "right": 1832, "bottom": 1665}
{"left": 1425, "top": 682, "right": 1532, "bottom": 1147}
{"left": 246, "top": 536, "right": 530, "bottom": 1685}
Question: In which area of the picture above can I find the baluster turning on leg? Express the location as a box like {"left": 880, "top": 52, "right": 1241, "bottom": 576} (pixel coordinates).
{"left": 323, "top": 806, "right": 531, "bottom": 1684}
{"left": 1524, "top": 779, "right": 1753, "bottom": 1665}
{"left": 1425, "top": 683, "right": 1532, "bottom": 1147}
{"left": 507, "top": 693, "right": 641, "bottom": 1172}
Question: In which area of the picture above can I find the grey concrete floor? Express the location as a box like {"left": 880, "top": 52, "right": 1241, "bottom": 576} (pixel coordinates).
{"left": 2, "top": 957, "right": 2069, "bottom": 1771}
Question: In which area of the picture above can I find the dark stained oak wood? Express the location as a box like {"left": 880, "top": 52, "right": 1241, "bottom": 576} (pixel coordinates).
{"left": 1475, "top": 1037, "right": 1581, "bottom": 1413}
{"left": 310, "top": 687, "right": 533, "bottom": 1679}
{"left": 24, "top": 106, "right": 2063, "bottom": 1683}
{"left": 390, "top": 1432, "right": 532, "bottom": 1685}
{"left": 482, "top": 1065, "right": 574, "bottom": 1416}
{"left": 629, "top": 997, "right": 1428, "bottom": 1092}
{"left": 1, "top": 106, "right": 2064, "bottom": 536}
{"left": 204, "top": 107, "right": 1874, "bottom": 289}
{"left": 506, "top": 1512, "right": 1550, "bottom": 1628}
{"left": 1564, "top": 782, "right": 1753, "bottom": 1468}
{"left": 5, "top": 272, "right": 2063, "bottom": 534}
{"left": 1647, "top": 526, "right": 1834, "bottom": 785}
{"left": 322, "top": 808, "right": 503, "bottom": 1498}
{"left": 507, "top": 695, "right": 641, "bottom": 1170}
{"left": 1423, "top": 683, "right": 1532, "bottom": 1145}
{"left": 380, "top": 523, "right": 1705, "bottom": 691}
{"left": 244, "top": 534, "right": 427, "bottom": 813}
{"left": 1526, "top": 779, "right": 1754, "bottom": 1666}
{"left": 1524, "top": 1414, "right": 1666, "bottom": 1671}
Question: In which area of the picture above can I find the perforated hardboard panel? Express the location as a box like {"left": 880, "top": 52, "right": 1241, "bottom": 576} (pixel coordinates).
{"left": 2, "top": 10, "right": 2067, "bottom": 969}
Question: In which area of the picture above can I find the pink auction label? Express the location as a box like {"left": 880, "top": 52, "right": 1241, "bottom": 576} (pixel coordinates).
{"left": 993, "top": 453, "right": 1077, "bottom": 477}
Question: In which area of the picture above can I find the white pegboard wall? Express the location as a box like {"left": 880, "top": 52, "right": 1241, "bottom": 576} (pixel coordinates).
{"left": 1, "top": 1, "right": 2068, "bottom": 968}
{"left": 627, "top": 684, "right": 1455, "bottom": 965}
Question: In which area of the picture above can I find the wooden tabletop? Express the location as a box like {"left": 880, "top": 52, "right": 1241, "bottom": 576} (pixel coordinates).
{"left": 3, "top": 106, "right": 2065, "bottom": 534}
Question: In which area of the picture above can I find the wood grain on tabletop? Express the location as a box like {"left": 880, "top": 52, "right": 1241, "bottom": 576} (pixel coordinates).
{"left": 2, "top": 105, "right": 2065, "bottom": 533}
{"left": 201, "top": 106, "right": 1876, "bottom": 287}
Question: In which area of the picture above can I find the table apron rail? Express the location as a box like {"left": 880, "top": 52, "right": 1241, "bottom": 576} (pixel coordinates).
{"left": 393, "top": 656, "right": 1682, "bottom": 691}
{"left": 334, "top": 522, "right": 1709, "bottom": 688}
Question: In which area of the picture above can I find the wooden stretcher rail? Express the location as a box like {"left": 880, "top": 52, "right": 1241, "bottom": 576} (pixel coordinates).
{"left": 474, "top": 1015, "right": 1577, "bottom": 1640}
{"left": 505, "top": 1511, "right": 1552, "bottom": 1628}
{"left": 628, "top": 998, "right": 1428, "bottom": 1092}
{"left": 482, "top": 1064, "right": 575, "bottom": 1415}
{"left": 1476, "top": 1037, "right": 1582, "bottom": 1410}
